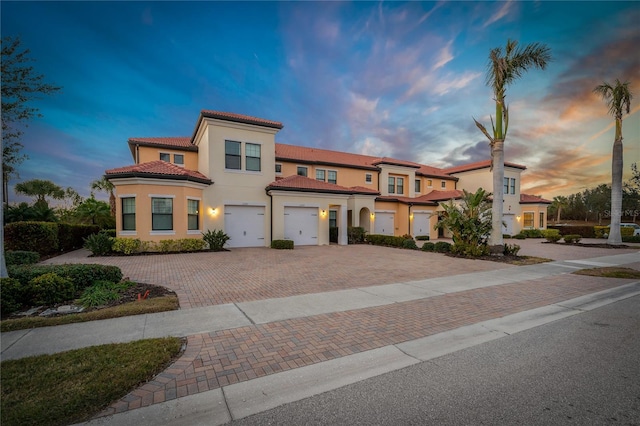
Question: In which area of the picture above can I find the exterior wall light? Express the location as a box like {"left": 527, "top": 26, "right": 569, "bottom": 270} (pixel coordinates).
{"left": 209, "top": 208, "right": 218, "bottom": 216}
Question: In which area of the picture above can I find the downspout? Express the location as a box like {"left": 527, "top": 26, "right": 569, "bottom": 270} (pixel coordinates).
{"left": 266, "top": 188, "right": 273, "bottom": 246}
{"left": 135, "top": 144, "right": 140, "bottom": 164}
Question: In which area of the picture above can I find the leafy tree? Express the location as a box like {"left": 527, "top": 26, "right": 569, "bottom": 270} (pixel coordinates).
{"left": 4, "top": 201, "right": 57, "bottom": 223}
{"left": 435, "top": 188, "right": 493, "bottom": 256}
{"left": 14, "top": 179, "right": 65, "bottom": 208}
{"left": 473, "top": 39, "right": 551, "bottom": 252}
{"left": 91, "top": 177, "right": 115, "bottom": 217}
{"left": 549, "top": 195, "right": 569, "bottom": 223}
{"left": 623, "top": 162, "right": 640, "bottom": 222}
{"left": 593, "top": 79, "right": 633, "bottom": 244}
{"left": 74, "top": 196, "right": 114, "bottom": 228}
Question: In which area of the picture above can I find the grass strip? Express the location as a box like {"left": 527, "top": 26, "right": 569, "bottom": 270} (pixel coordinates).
{"left": 1, "top": 296, "right": 179, "bottom": 332}
{"left": 573, "top": 267, "right": 640, "bottom": 279}
{"left": 1, "top": 337, "right": 182, "bottom": 426}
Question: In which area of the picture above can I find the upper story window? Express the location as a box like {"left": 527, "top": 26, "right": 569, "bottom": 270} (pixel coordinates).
{"left": 246, "top": 143, "right": 261, "bottom": 172}
{"left": 503, "top": 177, "right": 509, "bottom": 194}
{"left": 297, "top": 166, "right": 308, "bottom": 177}
{"left": 187, "top": 199, "right": 199, "bottom": 230}
{"left": 122, "top": 197, "right": 135, "bottom": 231}
{"left": 151, "top": 198, "right": 173, "bottom": 231}
{"left": 441, "top": 180, "right": 446, "bottom": 189}
{"left": 225, "top": 141, "right": 241, "bottom": 170}
{"left": 174, "top": 154, "right": 184, "bottom": 166}
{"left": 388, "top": 177, "right": 395, "bottom": 194}
{"left": 510, "top": 178, "right": 516, "bottom": 194}
{"left": 160, "top": 153, "right": 170, "bottom": 162}
{"left": 427, "top": 179, "right": 433, "bottom": 187}
{"left": 397, "top": 177, "right": 404, "bottom": 195}
{"left": 275, "top": 164, "right": 282, "bottom": 174}
{"left": 365, "top": 173, "right": 372, "bottom": 184}
{"left": 328, "top": 170, "right": 337, "bottom": 184}
{"left": 415, "top": 179, "right": 421, "bottom": 193}
{"left": 316, "top": 169, "right": 325, "bottom": 181}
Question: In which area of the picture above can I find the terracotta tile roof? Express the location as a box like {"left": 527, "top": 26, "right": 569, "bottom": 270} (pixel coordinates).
{"left": 275, "top": 143, "right": 381, "bottom": 170}
{"left": 267, "top": 175, "right": 380, "bottom": 195}
{"left": 443, "top": 159, "right": 526, "bottom": 174}
{"left": 105, "top": 161, "right": 212, "bottom": 185}
{"left": 377, "top": 190, "right": 462, "bottom": 206}
{"left": 520, "top": 193, "right": 552, "bottom": 204}
{"left": 128, "top": 137, "right": 196, "bottom": 151}
{"left": 419, "top": 189, "right": 464, "bottom": 202}
{"left": 376, "top": 195, "right": 438, "bottom": 206}
{"left": 372, "top": 157, "right": 421, "bottom": 168}
{"left": 200, "top": 110, "right": 283, "bottom": 130}
{"left": 416, "top": 165, "right": 457, "bottom": 179}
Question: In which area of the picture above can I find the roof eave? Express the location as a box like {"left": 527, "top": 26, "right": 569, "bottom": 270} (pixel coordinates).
{"left": 106, "top": 172, "right": 212, "bottom": 185}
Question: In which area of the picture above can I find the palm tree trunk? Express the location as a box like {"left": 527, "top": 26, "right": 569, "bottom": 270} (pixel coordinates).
{"left": 109, "top": 193, "right": 116, "bottom": 217}
{"left": 490, "top": 139, "right": 505, "bottom": 251}
{"left": 608, "top": 121, "right": 623, "bottom": 244}
{"left": 1, "top": 171, "right": 8, "bottom": 278}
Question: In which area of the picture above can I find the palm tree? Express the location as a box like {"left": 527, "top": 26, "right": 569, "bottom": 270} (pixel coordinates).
{"left": 90, "top": 177, "right": 115, "bottom": 217}
{"left": 474, "top": 39, "right": 551, "bottom": 253}
{"left": 74, "top": 196, "right": 114, "bottom": 228}
{"left": 551, "top": 195, "right": 569, "bottom": 223}
{"left": 593, "top": 79, "right": 633, "bottom": 244}
{"left": 14, "top": 178, "right": 65, "bottom": 208}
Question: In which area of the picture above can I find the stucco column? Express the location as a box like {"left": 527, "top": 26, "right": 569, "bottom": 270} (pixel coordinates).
{"left": 339, "top": 206, "right": 348, "bottom": 245}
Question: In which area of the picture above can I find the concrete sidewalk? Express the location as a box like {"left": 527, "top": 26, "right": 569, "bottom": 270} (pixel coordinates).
{"left": 1, "top": 249, "right": 638, "bottom": 426}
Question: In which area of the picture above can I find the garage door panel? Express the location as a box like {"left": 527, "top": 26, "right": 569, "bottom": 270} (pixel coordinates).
{"left": 225, "top": 205, "right": 265, "bottom": 248}
{"left": 413, "top": 213, "right": 431, "bottom": 237}
{"left": 284, "top": 207, "right": 318, "bottom": 246}
{"left": 374, "top": 212, "right": 394, "bottom": 236}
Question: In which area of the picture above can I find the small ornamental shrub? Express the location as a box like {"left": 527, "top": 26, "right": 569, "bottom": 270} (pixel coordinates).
{"left": 28, "top": 273, "right": 76, "bottom": 305}
{"left": 433, "top": 241, "right": 452, "bottom": 253}
{"left": 5, "top": 251, "right": 40, "bottom": 266}
{"left": 103, "top": 229, "right": 117, "bottom": 237}
{"left": 594, "top": 226, "right": 609, "bottom": 239}
{"left": 519, "top": 229, "right": 544, "bottom": 238}
{"left": 400, "top": 234, "right": 413, "bottom": 240}
{"left": 347, "top": 227, "right": 366, "bottom": 244}
{"left": 415, "top": 235, "right": 430, "bottom": 241}
{"left": 112, "top": 238, "right": 143, "bottom": 255}
{"left": 271, "top": 240, "right": 294, "bottom": 249}
{"left": 402, "top": 239, "right": 418, "bottom": 250}
{"left": 202, "top": 229, "right": 230, "bottom": 251}
{"left": 542, "top": 229, "right": 562, "bottom": 243}
{"left": 547, "top": 225, "right": 595, "bottom": 238}
{"left": 366, "top": 234, "right": 406, "bottom": 247}
{"left": 1, "top": 278, "right": 24, "bottom": 314}
{"left": 78, "top": 281, "right": 120, "bottom": 308}
{"left": 177, "top": 238, "right": 207, "bottom": 252}
{"left": 83, "top": 231, "right": 114, "bottom": 256}
{"left": 622, "top": 235, "right": 640, "bottom": 243}
{"left": 452, "top": 243, "right": 488, "bottom": 256}
{"left": 8, "top": 264, "right": 123, "bottom": 292}
{"left": 503, "top": 243, "right": 521, "bottom": 256}
{"left": 421, "top": 242, "right": 435, "bottom": 252}
{"left": 563, "top": 234, "right": 582, "bottom": 244}
{"left": 503, "top": 234, "right": 512, "bottom": 239}
{"left": 159, "top": 239, "right": 178, "bottom": 253}
{"left": 620, "top": 227, "right": 634, "bottom": 237}
{"left": 513, "top": 233, "right": 526, "bottom": 240}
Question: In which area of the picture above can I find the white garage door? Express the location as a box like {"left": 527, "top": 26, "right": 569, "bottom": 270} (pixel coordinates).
{"left": 284, "top": 207, "right": 318, "bottom": 246}
{"left": 224, "top": 205, "right": 265, "bottom": 248}
{"left": 413, "top": 212, "right": 431, "bottom": 237}
{"left": 503, "top": 215, "right": 514, "bottom": 236}
{"left": 374, "top": 212, "right": 394, "bottom": 236}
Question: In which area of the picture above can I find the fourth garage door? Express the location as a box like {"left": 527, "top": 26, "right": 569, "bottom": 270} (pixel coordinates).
{"left": 284, "top": 207, "right": 318, "bottom": 246}
{"left": 224, "top": 205, "right": 265, "bottom": 248}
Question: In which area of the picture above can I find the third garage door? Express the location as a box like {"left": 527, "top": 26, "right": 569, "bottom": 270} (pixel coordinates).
{"left": 284, "top": 207, "right": 318, "bottom": 245}
{"left": 374, "top": 212, "right": 394, "bottom": 235}
{"left": 225, "top": 205, "right": 265, "bottom": 248}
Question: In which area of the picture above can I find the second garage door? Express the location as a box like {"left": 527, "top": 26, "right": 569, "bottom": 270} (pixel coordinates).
{"left": 284, "top": 207, "right": 318, "bottom": 245}
{"left": 374, "top": 212, "right": 394, "bottom": 236}
{"left": 413, "top": 212, "right": 431, "bottom": 237}
{"left": 224, "top": 205, "right": 265, "bottom": 248}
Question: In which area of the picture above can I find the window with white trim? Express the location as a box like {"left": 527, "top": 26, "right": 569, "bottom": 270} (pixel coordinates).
{"left": 122, "top": 197, "right": 135, "bottom": 231}
{"left": 174, "top": 154, "right": 184, "bottom": 166}
{"left": 275, "top": 164, "right": 282, "bottom": 173}
{"left": 397, "top": 177, "right": 404, "bottom": 195}
{"left": 246, "top": 143, "right": 261, "bottom": 171}
{"left": 328, "top": 170, "right": 337, "bottom": 184}
{"left": 365, "top": 173, "right": 372, "bottom": 184}
{"left": 297, "top": 166, "right": 308, "bottom": 177}
{"left": 503, "top": 177, "right": 509, "bottom": 194}
{"left": 388, "top": 177, "right": 395, "bottom": 194}
{"left": 160, "top": 153, "right": 170, "bottom": 162}
{"left": 523, "top": 212, "right": 534, "bottom": 229}
{"left": 510, "top": 178, "right": 516, "bottom": 195}
{"left": 152, "top": 198, "right": 173, "bottom": 230}
{"left": 316, "top": 169, "right": 325, "bottom": 181}
{"left": 441, "top": 180, "right": 446, "bottom": 189}
{"left": 415, "top": 179, "right": 421, "bottom": 193}
{"left": 187, "top": 199, "right": 199, "bottom": 230}
{"left": 225, "top": 140, "right": 241, "bottom": 170}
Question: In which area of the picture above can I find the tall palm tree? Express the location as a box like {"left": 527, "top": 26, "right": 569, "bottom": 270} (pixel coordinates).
{"left": 551, "top": 195, "right": 569, "bottom": 222}
{"left": 14, "top": 178, "right": 65, "bottom": 208}
{"left": 90, "top": 176, "right": 115, "bottom": 217}
{"left": 474, "top": 39, "right": 551, "bottom": 253}
{"left": 593, "top": 79, "right": 633, "bottom": 244}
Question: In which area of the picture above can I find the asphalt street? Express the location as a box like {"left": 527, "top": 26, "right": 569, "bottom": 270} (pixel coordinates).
{"left": 231, "top": 295, "right": 640, "bottom": 426}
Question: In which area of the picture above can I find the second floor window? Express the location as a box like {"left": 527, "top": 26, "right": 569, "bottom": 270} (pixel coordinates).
{"left": 246, "top": 143, "right": 261, "bottom": 172}
{"left": 510, "top": 178, "right": 516, "bottom": 194}
{"left": 365, "top": 173, "right": 372, "bottom": 183}
{"left": 152, "top": 198, "right": 173, "bottom": 231}
{"left": 427, "top": 179, "right": 433, "bottom": 187}
{"left": 415, "top": 179, "right": 421, "bottom": 193}
{"left": 225, "top": 141, "right": 241, "bottom": 170}
{"left": 275, "top": 164, "right": 282, "bottom": 173}
{"left": 297, "top": 166, "right": 308, "bottom": 177}
{"left": 397, "top": 177, "right": 404, "bottom": 195}
{"left": 441, "top": 180, "right": 446, "bottom": 189}
{"left": 328, "top": 170, "right": 337, "bottom": 184}
{"left": 316, "top": 169, "right": 325, "bottom": 181}
{"left": 122, "top": 197, "right": 135, "bottom": 231}
{"left": 160, "top": 153, "right": 170, "bottom": 162}
{"left": 174, "top": 154, "right": 184, "bottom": 166}
{"left": 388, "top": 177, "right": 395, "bottom": 194}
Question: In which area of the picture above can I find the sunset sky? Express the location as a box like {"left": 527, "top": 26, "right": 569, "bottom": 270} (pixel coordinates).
{"left": 2, "top": 1, "right": 639, "bottom": 204}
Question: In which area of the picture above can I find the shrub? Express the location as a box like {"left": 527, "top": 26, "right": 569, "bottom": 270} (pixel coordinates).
{"left": 622, "top": 235, "right": 640, "bottom": 243}
{"left": 402, "top": 239, "right": 418, "bottom": 250}
{"left": 1, "top": 278, "right": 24, "bottom": 314}
{"left": 519, "top": 229, "right": 544, "bottom": 238}
{"left": 513, "top": 233, "right": 526, "bottom": 240}
{"left": 434, "top": 241, "right": 452, "bottom": 253}
{"left": 547, "top": 225, "right": 595, "bottom": 238}
{"left": 415, "top": 235, "right": 430, "bottom": 241}
{"left": 83, "top": 231, "right": 114, "bottom": 256}
{"left": 347, "top": 227, "right": 366, "bottom": 244}
{"left": 543, "top": 229, "right": 562, "bottom": 243}
{"left": 452, "top": 242, "right": 488, "bottom": 256}
{"left": 563, "top": 234, "right": 582, "bottom": 244}
{"left": 620, "top": 227, "right": 634, "bottom": 237}
{"left": 58, "top": 223, "right": 101, "bottom": 252}
{"left": 4, "top": 221, "right": 59, "bottom": 255}
{"left": 177, "top": 238, "right": 207, "bottom": 252}
{"left": 503, "top": 234, "right": 512, "bottom": 239}
{"left": 421, "top": 242, "right": 435, "bottom": 252}
{"left": 103, "top": 229, "right": 117, "bottom": 237}
{"left": 271, "top": 240, "right": 294, "bottom": 249}
{"left": 5, "top": 251, "right": 40, "bottom": 266}
{"left": 503, "top": 243, "right": 521, "bottom": 256}
{"left": 8, "top": 264, "right": 123, "bottom": 292}
{"left": 400, "top": 234, "right": 413, "bottom": 240}
{"left": 28, "top": 273, "right": 76, "bottom": 305}
{"left": 594, "top": 226, "right": 609, "bottom": 238}
{"left": 112, "top": 238, "right": 143, "bottom": 255}
{"left": 158, "top": 239, "right": 178, "bottom": 253}
{"left": 78, "top": 281, "right": 120, "bottom": 308}
{"left": 202, "top": 229, "right": 230, "bottom": 251}
{"left": 366, "top": 234, "right": 406, "bottom": 247}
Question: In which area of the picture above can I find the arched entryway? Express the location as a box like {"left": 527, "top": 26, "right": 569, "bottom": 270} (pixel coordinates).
{"left": 359, "top": 207, "right": 371, "bottom": 233}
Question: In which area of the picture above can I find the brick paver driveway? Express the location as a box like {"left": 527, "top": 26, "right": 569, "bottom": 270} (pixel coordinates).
{"left": 46, "top": 245, "right": 516, "bottom": 308}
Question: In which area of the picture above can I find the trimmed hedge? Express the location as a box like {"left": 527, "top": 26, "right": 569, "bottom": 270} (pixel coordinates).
{"left": 543, "top": 229, "right": 562, "bottom": 243}
{"left": 434, "top": 241, "right": 452, "bottom": 253}
{"left": 623, "top": 235, "right": 640, "bottom": 243}
{"left": 4, "top": 222, "right": 59, "bottom": 255}
{"left": 7, "top": 264, "right": 123, "bottom": 292}
{"left": 1, "top": 278, "right": 23, "bottom": 314}
{"left": 402, "top": 239, "right": 418, "bottom": 250}
{"left": 547, "top": 225, "right": 595, "bottom": 238}
{"left": 366, "top": 234, "right": 406, "bottom": 247}
{"left": 563, "top": 234, "right": 582, "bottom": 244}
{"left": 57, "top": 223, "right": 101, "bottom": 252}
{"left": 5, "top": 251, "right": 40, "bottom": 266}
{"left": 271, "top": 240, "right": 294, "bottom": 249}
{"left": 415, "top": 235, "right": 430, "bottom": 241}
{"left": 421, "top": 242, "right": 435, "bottom": 252}
{"left": 519, "top": 229, "right": 544, "bottom": 238}
{"left": 347, "top": 227, "right": 366, "bottom": 244}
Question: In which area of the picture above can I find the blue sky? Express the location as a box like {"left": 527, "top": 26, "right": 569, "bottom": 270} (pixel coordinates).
{"left": 2, "top": 1, "right": 639, "bottom": 204}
